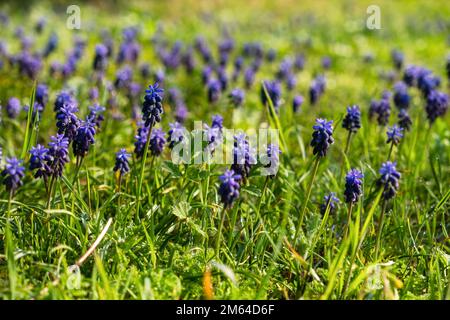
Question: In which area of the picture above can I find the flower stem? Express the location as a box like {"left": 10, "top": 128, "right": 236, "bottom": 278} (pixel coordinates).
{"left": 215, "top": 206, "right": 227, "bottom": 259}
{"left": 46, "top": 175, "right": 56, "bottom": 209}
{"left": 343, "top": 202, "right": 353, "bottom": 239}
{"left": 257, "top": 176, "right": 270, "bottom": 216}
{"left": 344, "top": 131, "right": 352, "bottom": 155}
{"left": 6, "top": 191, "right": 16, "bottom": 299}
{"left": 375, "top": 201, "right": 387, "bottom": 259}
{"left": 136, "top": 124, "right": 153, "bottom": 218}
{"left": 295, "top": 156, "right": 320, "bottom": 241}
{"left": 387, "top": 142, "right": 394, "bottom": 161}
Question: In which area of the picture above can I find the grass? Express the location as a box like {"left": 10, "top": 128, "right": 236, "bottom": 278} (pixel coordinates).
{"left": 0, "top": 0, "right": 449, "bottom": 300}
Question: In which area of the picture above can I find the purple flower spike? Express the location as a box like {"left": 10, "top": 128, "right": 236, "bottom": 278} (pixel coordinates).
{"left": 142, "top": 83, "right": 164, "bottom": 127}
{"left": 48, "top": 134, "right": 70, "bottom": 178}
{"left": 113, "top": 148, "right": 131, "bottom": 176}
{"left": 292, "top": 95, "right": 304, "bottom": 113}
{"left": 378, "top": 161, "right": 401, "bottom": 200}
{"left": 261, "top": 80, "right": 282, "bottom": 111}
{"left": 397, "top": 109, "right": 412, "bottom": 131}
{"left": 29, "top": 144, "right": 52, "bottom": 179}
{"left": 6, "top": 97, "right": 21, "bottom": 119}
{"left": 149, "top": 128, "right": 166, "bottom": 156}
{"left": 207, "top": 79, "right": 222, "bottom": 103}
{"left": 218, "top": 169, "right": 241, "bottom": 208}
{"left": 168, "top": 122, "right": 186, "bottom": 149}
{"left": 320, "top": 192, "right": 340, "bottom": 215}
{"left": 73, "top": 117, "right": 96, "bottom": 158}
{"left": 134, "top": 123, "right": 149, "bottom": 158}
{"left": 1, "top": 157, "right": 25, "bottom": 193}
{"left": 229, "top": 88, "right": 245, "bottom": 107}
{"left": 426, "top": 90, "right": 449, "bottom": 124}
{"left": 344, "top": 169, "right": 364, "bottom": 203}
{"left": 311, "top": 118, "right": 334, "bottom": 157}
{"left": 386, "top": 125, "right": 404, "bottom": 145}
{"left": 342, "top": 105, "right": 361, "bottom": 133}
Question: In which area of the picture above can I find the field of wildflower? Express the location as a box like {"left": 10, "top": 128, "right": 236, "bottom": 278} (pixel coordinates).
{"left": 0, "top": 0, "right": 449, "bottom": 301}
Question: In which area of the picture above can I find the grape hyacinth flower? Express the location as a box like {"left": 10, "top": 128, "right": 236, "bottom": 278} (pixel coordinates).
{"left": 73, "top": 117, "right": 96, "bottom": 159}
{"left": 391, "top": 49, "right": 404, "bottom": 71}
{"left": 244, "top": 68, "right": 255, "bottom": 89}
{"left": 292, "top": 95, "right": 304, "bottom": 113}
{"left": 35, "top": 83, "right": 48, "bottom": 112}
{"left": 29, "top": 144, "right": 52, "bottom": 179}
{"left": 218, "top": 169, "right": 241, "bottom": 208}
{"left": 298, "top": 118, "right": 333, "bottom": 238}
{"left": 217, "top": 67, "right": 228, "bottom": 90}
{"left": 320, "top": 192, "right": 340, "bottom": 215}
{"left": 6, "top": 97, "right": 21, "bottom": 119}
{"left": 263, "top": 143, "right": 282, "bottom": 177}
{"left": 375, "top": 161, "right": 401, "bottom": 258}
{"left": 393, "top": 82, "right": 410, "bottom": 110}
{"left": 113, "top": 149, "right": 131, "bottom": 176}
{"left": 403, "top": 65, "right": 420, "bottom": 87}
{"left": 89, "top": 87, "right": 99, "bottom": 102}
{"left": 149, "top": 128, "right": 166, "bottom": 156}
{"left": 261, "top": 80, "right": 282, "bottom": 112}
{"left": 230, "top": 134, "right": 256, "bottom": 181}
{"left": 47, "top": 134, "right": 70, "bottom": 178}
{"left": 175, "top": 104, "right": 188, "bottom": 123}
{"left": 309, "top": 75, "right": 326, "bottom": 105}
{"left": 142, "top": 83, "right": 164, "bottom": 128}
{"left": 211, "top": 115, "right": 223, "bottom": 129}
{"left": 342, "top": 105, "right": 361, "bottom": 133}
{"left": 425, "top": 90, "right": 449, "bottom": 124}
{"left": 311, "top": 118, "right": 334, "bottom": 158}
{"left": 202, "top": 66, "right": 212, "bottom": 85}
{"left": 56, "top": 104, "right": 80, "bottom": 141}
{"left": 93, "top": 43, "right": 108, "bottom": 72}
{"left": 286, "top": 73, "right": 297, "bottom": 91}
{"left": 229, "top": 88, "right": 245, "bottom": 107}
{"left": 43, "top": 33, "right": 58, "bottom": 58}
{"left": 207, "top": 79, "right": 222, "bottom": 103}
{"left": 374, "top": 97, "right": 391, "bottom": 126}
{"left": 397, "top": 109, "right": 412, "bottom": 131}
{"left": 378, "top": 161, "right": 401, "bottom": 201}
{"left": 134, "top": 123, "right": 149, "bottom": 158}
{"left": 1, "top": 157, "right": 25, "bottom": 194}
{"left": 344, "top": 169, "right": 364, "bottom": 203}
{"left": 266, "top": 48, "right": 276, "bottom": 62}
{"left": 418, "top": 73, "right": 440, "bottom": 98}
{"left": 154, "top": 70, "right": 165, "bottom": 84}
{"left": 294, "top": 54, "right": 305, "bottom": 71}
{"left": 114, "top": 66, "right": 133, "bottom": 89}
{"left": 88, "top": 104, "right": 106, "bottom": 129}
{"left": 54, "top": 91, "right": 77, "bottom": 112}
{"left": 167, "top": 122, "right": 186, "bottom": 149}
{"left": 386, "top": 125, "right": 404, "bottom": 145}
{"left": 342, "top": 105, "right": 361, "bottom": 153}
{"left": 322, "top": 56, "right": 331, "bottom": 69}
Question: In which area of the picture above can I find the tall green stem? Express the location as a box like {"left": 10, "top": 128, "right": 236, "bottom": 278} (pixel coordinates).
{"left": 6, "top": 191, "right": 16, "bottom": 299}
{"left": 295, "top": 157, "right": 320, "bottom": 241}
{"left": 136, "top": 125, "right": 153, "bottom": 218}
{"left": 344, "top": 131, "right": 352, "bottom": 155}
{"left": 387, "top": 142, "right": 394, "bottom": 161}
{"left": 215, "top": 206, "right": 227, "bottom": 259}
{"left": 375, "top": 201, "right": 387, "bottom": 259}
{"left": 343, "top": 202, "right": 353, "bottom": 239}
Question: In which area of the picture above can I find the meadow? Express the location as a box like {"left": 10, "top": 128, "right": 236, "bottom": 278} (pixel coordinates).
{"left": 0, "top": 0, "right": 449, "bottom": 300}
